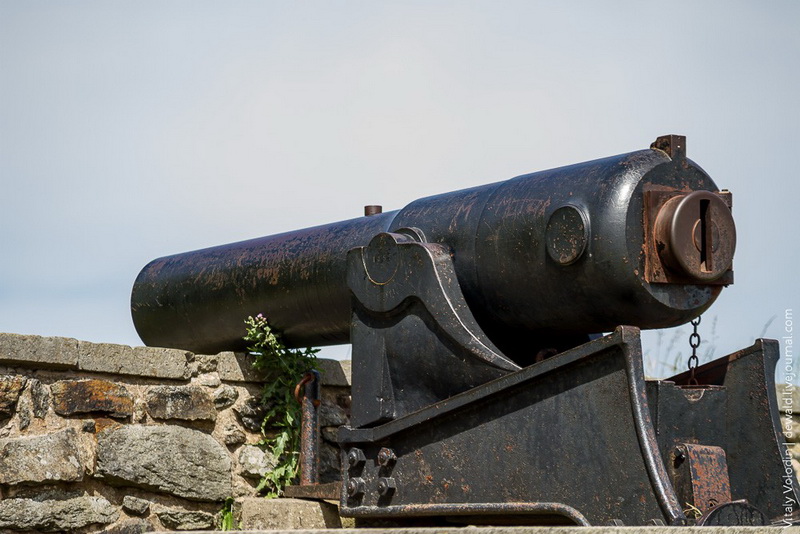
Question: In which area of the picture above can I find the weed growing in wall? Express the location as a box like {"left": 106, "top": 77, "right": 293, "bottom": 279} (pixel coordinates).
{"left": 244, "top": 314, "right": 319, "bottom": 497}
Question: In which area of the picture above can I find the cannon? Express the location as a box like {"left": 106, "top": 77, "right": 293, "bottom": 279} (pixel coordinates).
{"left": 132, "top": 135, "right": 795, "bottom": 526}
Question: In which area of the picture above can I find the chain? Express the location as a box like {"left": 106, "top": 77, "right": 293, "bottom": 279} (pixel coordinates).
{"left": 688, "top": 316, "right": 701, "bottom": 385}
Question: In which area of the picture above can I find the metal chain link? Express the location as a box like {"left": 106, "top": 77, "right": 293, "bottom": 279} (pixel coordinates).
{"left": 688, "top": 316, "right": 701, "bottom": 385}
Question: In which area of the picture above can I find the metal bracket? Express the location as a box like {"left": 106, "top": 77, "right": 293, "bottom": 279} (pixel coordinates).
{"left": 671, "top": 443, "right": 732, "bottom": 514}
{"left": 346, "top": 230, "right": 519, "bottom": 427}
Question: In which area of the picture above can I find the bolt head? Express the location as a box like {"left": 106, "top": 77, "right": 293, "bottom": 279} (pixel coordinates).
{"left": 377, "top": 447, "right": 397, "bottom": 467}
{"left": 378, "top": 477, "right": 397, "bottom": 496}
{"left": 347, "top": 477, "right": 365, "bottom": 497}
{"left": 347, "top": 448, "right": 366, "bottom": 467}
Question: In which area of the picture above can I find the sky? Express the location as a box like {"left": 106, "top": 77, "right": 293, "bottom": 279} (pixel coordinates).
{"left": 1, "top": 1, "right": 798, "bottom": 379}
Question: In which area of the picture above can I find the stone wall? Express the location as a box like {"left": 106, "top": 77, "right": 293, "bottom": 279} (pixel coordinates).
{"left": 0, "top": 333, "right": 350, "bottom": 533}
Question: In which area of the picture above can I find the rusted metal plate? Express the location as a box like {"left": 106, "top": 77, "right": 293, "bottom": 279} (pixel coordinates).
{"left": 674, "top": 444, "right": 732, "bottom": 512}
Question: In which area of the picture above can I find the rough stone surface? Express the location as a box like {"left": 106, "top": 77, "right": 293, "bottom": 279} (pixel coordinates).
{"left": 318, "top": 358, "right": 352, "bottom": 386}
{"left": 100, "top": 518, "right": 155, "bottom": 534}
{"left": 156, "top": 508, "right": 215, "bottom": 530}
{"left": 0, "top": 375, "right": 27, "bottom": 418}
{"left": 51, "top": 379, "right": 133, "bottom": 418}
{"left": 132, "top": 399, "right": 147, "bottom": 423}
{"left": 96, "top": 424, "right": 231, "bottom": 501}
{"left": 319, "top": 397, "right": 348, "bottom": 427}
{"left": 0, "top": 428, "right": 84, "bottom": 484}
{"left": 235, "top": 497, "right": 341, "bottom": 529}
{"left": 234, "top": 396, "right": 268, "bottom": 432}
{"left": 237, "top": 444, "right": 277, "bottom": 479}
{"left": 78, "top": 340, "right": 192, "bottom": 379}
{"left": 319, "top": 441, "right": 341, "bottom": 484}
{"left": 122, "top": 495, "right": 151, "bottom": 516}
{"left": 215, "top": 352, "right": 268, "bottom": 382}
{"left": 194, "top": 354, "right": 218, "bottom": 374}
{"left": 146, "top": 386, "right": 216, "bottom": 421}
{"left": 223, "top": 423, "right": 246, "bottom": 446}
{"left": 0, "top": 333, "right": 79, "bottom": 369}
{"left": 17, "top": 392, "right": 32, "bottom": 430}
{"left": 196, "top": 372, "right": 221, "bottom": 387}
{"left": 30, "top": 378, "right": 50, "bottom": 418}
{"left": 0, "top": 495, "right": 118, "bottom": 531}
{"left": 322, "top": 426, "right": 338, "bottom": 443}
{"left": 214, "top": 385, "right": 239, "bottom": 409}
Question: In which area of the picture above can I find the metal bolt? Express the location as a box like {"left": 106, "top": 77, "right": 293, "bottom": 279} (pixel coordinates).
{"left": 347, "top": 477, "right": 366, "bottom": 497}
{"left": 377, "top": 447, "right": 397, "bottom": 467}
{"left": 347, "top": 448, "right": 366, "bottom": 468}
{"left": 378, "top": 477, "right": 397, "bottom": 496}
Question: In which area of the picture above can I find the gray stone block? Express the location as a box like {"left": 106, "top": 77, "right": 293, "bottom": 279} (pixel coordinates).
{"left": 215, "top": 351, "right": 269, "bottom": 382}
{"left": 237, "top": 444, "right": 277, "bottom": 479}
{"left": 222, "top": 423, "right": 246, "bottom": 446}
{"left": 0, "top": 333, "right": 79, "bottom": 369}
{"left": 96, "top": 424, "right": 231, "bottom": 501}
{"left": 319, "top": 397, "right": 348, "bottom": 427}
{"left": 195, "top": 372, "right": 221, "bottom": 387}
{"left": 0, "top": 428, "right": 84, "bottom": 485}
{"left": 78, "top": 341, "right": 192, "bottom": 379}
{"left": 214, "top": 385, "right": 239, "bottom": 409}
{"left": 319, "top": 441, "right": 341, "bottom": 484}
{"left": 318, "top": 358, "right": 351, "bottom": 387}
{"left": 122, "top": 495, "right": 151, "bottom": 516}
{"left": 146, "top": 385, "right": 216, "bottom": 421}
{"left": 233, "top": 395, "right": 269, "bottom": 432}
{"left": 30, "top": 378, "right": 50, "bottom": 418}
{"left": 156, "top": 507, "right": 215, "bottom": 530}
{"left": 100, "top": 518, "right": 155, "bottom": 533}
{"left": 0, "top": 495, "right": 118, "bottom": 531}
{"left": 235, "top": 497, "right": 342, "bottom": 529}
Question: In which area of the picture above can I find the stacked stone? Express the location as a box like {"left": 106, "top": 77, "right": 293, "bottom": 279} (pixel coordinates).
{"left": 0, "top": 333, "right": 350, "bottom": 533}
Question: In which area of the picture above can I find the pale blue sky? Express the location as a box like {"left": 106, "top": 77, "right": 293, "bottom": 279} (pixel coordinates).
{"left": 1, "top": 1, "right": 798, "bottom": 376}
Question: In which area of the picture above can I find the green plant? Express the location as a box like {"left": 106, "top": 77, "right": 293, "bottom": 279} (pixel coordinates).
{"left": 219, "top": 497, "right": 237, "bottom": 530}
{"left": 244, "top": 314, "right": 319, "bottom": 497}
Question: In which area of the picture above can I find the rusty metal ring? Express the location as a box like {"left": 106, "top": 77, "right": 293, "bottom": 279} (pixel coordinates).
{"left": 294, "top": 372, "right": 315, "bottom": 404}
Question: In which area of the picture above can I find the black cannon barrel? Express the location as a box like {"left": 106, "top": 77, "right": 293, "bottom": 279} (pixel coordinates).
{"left": 131, "top": 136, "right": 735, "bottom": 355}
